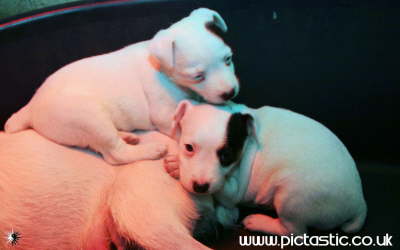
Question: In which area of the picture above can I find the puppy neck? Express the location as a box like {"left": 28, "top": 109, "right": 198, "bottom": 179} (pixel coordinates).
{"left": 215, "top": 133, "right": 259, "bottom": 207}
{"left": 236, "top": 135, "right": 259, "bottom": 201}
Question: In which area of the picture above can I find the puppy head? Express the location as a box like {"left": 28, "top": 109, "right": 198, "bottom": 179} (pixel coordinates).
{"left": 171, "top": 101, "right": 253, "bottom": 194}
{"left": 148, "top": 8, "right": 239, "bottom": 104}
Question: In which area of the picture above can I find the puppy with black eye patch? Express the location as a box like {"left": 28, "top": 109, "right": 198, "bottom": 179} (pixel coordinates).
{"left": 167, "top": 100, "right": 254, "bottom": 195}
{"left": 165, "top": 101, "right": 367, "bottom": 236}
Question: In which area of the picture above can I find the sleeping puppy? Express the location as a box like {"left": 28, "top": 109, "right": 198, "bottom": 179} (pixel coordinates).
{"left": 4, "top": 8, "right": 239, "bottom": 165}
{"left": 165, "top": 101, "right": 367, "bottom": 235}
{"left": 0, "top": 130, "right": 217, "bottom": 250}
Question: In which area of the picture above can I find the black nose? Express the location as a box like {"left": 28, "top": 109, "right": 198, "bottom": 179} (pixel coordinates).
{"left": 193, "top": 182, "right": 209, "bottom": 193}
{"left": 220, "top": 89, "right": 235, "bottom": 101}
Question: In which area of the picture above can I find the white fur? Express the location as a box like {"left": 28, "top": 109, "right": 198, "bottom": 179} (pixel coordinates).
{"left": 166, "top": 101, "right": 367, "bottom": 235}
{"left": 4, "top": 8, "right": 239, "bottom": 165}
{"left": 170, "top": 101, "right": 233, "bottom": 194}
{"left": 0, "top": 130, "right": 213, "bottom": 250}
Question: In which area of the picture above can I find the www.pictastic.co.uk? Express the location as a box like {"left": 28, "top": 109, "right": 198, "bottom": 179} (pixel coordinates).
{"left": 239, "top": 233, "right": 393, "bottom": 248}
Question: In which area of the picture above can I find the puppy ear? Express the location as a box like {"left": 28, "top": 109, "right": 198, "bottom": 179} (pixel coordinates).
{"left": 170, "top": 100, "right": 193, "bottom": 140}
{"left": 148, "top": 29, "right": 176, "bottom": 71}
{"left": 241, "top": 113, "right": 260, "bottom": 147}
{"left": 191, "top": 8, "right": 228, "bottom": 33}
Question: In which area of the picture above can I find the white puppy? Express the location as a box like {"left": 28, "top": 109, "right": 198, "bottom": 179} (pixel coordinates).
{"left": 0, "top": 130, "right": 217, "bottom": 250}
{"left": 4, "top": 8, "right": 239, "bottom": 165}
{"left": 165, "top": 101, "right": 367, "bottom": 235}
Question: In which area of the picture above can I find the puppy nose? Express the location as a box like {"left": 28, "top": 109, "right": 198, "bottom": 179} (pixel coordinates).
{"left": 220, "top": 89, "right": 235, "bottom": 101}
{"left": 193, "top": 181, "right": 209, "bottom": 193}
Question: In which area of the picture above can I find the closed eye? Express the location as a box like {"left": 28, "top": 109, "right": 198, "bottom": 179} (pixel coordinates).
{"left": 224, "top": 55, "right": 233, "bottom": 66}
{"left": 191, "top": 72, "right": 205, "bottom": 83}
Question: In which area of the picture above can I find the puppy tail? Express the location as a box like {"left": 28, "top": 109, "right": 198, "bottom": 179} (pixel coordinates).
{"left": 341, "top": 204, "right": 367, "bottom": 233}
{"left": 4, "top": 105, "right": 31, "bottom": 133}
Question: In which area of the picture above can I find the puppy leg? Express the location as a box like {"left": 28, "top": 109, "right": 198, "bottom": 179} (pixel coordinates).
{"left": 100, "top": 136, "right": 167, "bottom": 165}
{"left": 243, "top": 214, "right": 289, "bottom": 235}
{"left": 118, "top": 131, "right": 140, "bottom": 145}
{"left": 88, "top": 120, "right": 167, "bottom": 165}
{"left": 164, "top": 154, "right": 180, "bottom": 179}
{"left": 243, "top": 214, "right": 307, "bottom": 236}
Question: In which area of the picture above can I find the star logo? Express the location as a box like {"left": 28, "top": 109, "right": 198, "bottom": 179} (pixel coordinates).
{"left": 5, "top": 229, "right": 21, "bottom": 246}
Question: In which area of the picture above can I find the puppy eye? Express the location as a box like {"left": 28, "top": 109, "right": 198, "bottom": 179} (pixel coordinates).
{"left": 192, "top": 72, "right": 205, "bottom": 82}
{"left": 224, "top": 55, "right": 232, "bottom": 66}
{"left": 184, "top": 144, "right": 195, "bottom": 157}
{"left": 185, "top": 144, "right": 194, "bottom": 152}
{"left": 184, "top": 144, "right": 197, "bottom": 157}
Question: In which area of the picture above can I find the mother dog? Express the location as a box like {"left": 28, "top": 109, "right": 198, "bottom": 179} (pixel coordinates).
{"left": 4, "top": 8, "right": 239, "bottom": 165}
{"left": 0, "top": 130, "right": 217, "bottom": 250}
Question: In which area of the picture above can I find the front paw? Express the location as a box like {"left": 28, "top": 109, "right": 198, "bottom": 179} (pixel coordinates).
{"left": 242, "top": 214, "right": 260, "bottom": 231}
{"left": 164, "top": 155, "right": 180, "bottom": 179}
{"left": 144, "top": 143, "right": 168, "bottom": 160}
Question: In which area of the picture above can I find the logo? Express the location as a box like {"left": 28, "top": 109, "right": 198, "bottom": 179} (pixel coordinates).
{"left": 5, "top": 229, "right": 21, "bottom": 246}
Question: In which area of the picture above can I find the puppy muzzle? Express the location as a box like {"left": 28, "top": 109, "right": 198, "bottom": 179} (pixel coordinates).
{"left": 193, "top": 181, "right": 210, "bottom": 194}
{"left": 220, "top": 89, "right": 236, "bottom": 101}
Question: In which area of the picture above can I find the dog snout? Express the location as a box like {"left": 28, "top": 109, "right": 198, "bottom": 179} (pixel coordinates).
{"left": 193, "top": 181, "right": 210, "bottom": 193}
{"left": 220, "top": 89, "right": 236, "bottom": 101}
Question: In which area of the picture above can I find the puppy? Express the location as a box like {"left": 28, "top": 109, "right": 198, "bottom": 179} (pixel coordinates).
{"left": 4, "top": 8, "right": 239, "bottom": 165}
{"left": 165, "top": 101, "right": 367, "bottom": 235}
{"left": 0, "top": 130, "right": 217, "bottom": 250}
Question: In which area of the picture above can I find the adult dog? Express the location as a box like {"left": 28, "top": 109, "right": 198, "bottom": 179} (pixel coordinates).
{"left": 0, "top": 130, "right": 217, "bottom": 250}
{"left": 165, "top": 101, "right": 367, "bottom": 235}
{"left": 4, "top": 8, "right": 239, "bottom": 165}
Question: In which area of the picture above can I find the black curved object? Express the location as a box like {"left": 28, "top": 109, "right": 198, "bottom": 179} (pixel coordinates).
{"left": 0, "top": 0, "right": 399, "bottom": 247}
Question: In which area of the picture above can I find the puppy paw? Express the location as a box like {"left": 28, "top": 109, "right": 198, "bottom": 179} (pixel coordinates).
{"left": 144, "top": 143, "right": 168, "bottom": 160}
{"left": 242, "top": 214, "right": 290, "bottom": 235}
{"left": 164, "top": 154, "right": 180, "bottom": 179}
{"left": 118, "top": 132, "right": 140, "bottom": 145}
{"left": 242, "top": 214, "right": 265, "bottom": 232}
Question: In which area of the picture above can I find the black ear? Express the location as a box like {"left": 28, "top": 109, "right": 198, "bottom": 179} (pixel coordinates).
{"left": 229, "top": 113, "right": 251, "bottom": 142}
{"left": 233, "top": 113, "right": 254, "bottom": 137}
{"left": 217, "top": 112, "right": 252, "bottom": 167}
{"left": 190, "top": 8, "right": 227, "bottom": 36}
{"left": 242, "top": 113, "right": 255, "bottom": 139}
{"left": 205, "top": 15, "right": 228, "bottom": 42}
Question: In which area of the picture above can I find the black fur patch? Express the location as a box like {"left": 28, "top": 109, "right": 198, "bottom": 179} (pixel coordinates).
{"left": 205, "top": 15, "right": 227, "bottom": 43}
{"left": 217, "top": 113, "right": 251, "bottom": 167}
